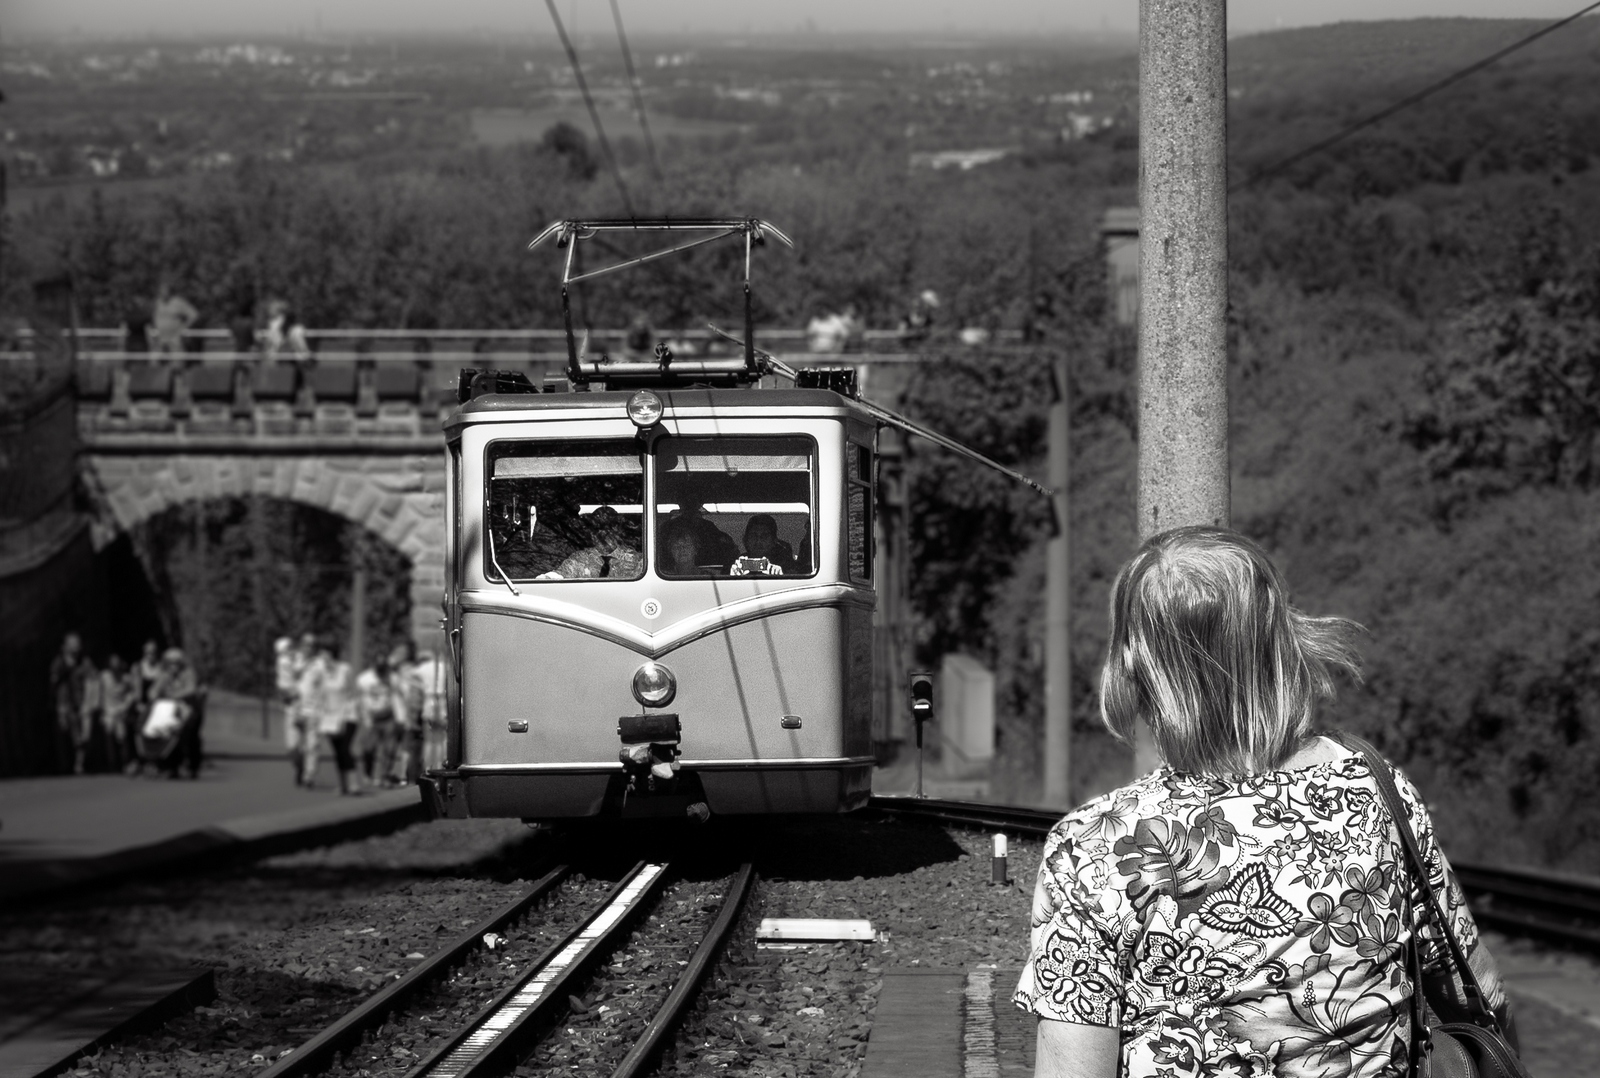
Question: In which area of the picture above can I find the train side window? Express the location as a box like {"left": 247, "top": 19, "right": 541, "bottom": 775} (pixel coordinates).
{"left": 485, "top": 440, "right": 644, "bottom": 582}
{"left": 847, "top": 443, "right": 872, "bottom": 582}
{"left": 654, "top": 436, "right": 817, "bottom": 579}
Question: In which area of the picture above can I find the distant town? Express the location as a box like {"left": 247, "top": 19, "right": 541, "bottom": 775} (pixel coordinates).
{"left": 0, "top": 34, "right": 1136, "bottom": 192}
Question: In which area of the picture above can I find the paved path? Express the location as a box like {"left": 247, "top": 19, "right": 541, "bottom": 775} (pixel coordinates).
{"left": 0, "top": 689, "right": 422, "bottom": 903}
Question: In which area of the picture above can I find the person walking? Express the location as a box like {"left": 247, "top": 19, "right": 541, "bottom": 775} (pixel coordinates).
{"left": 305, "top": 638, "right": 360, "bottom": 796}
{"left": 276, "top": 636, "right": 311, "bottom": 785}
{"left": 154, "top": 648, "right": 204, "bottom": 779}
{"left": 100, "top": 654, "right": 140, "bottom": 774}
{"left": 137, "top": 639, "right": 164, "bottom": 708}
{"left": 387, "top": 642, "right": 424, "bottom": 786}
{"left": 75, "top": 654, "right": 103, "bottom": 774}
{"left": 48, "top": 633, "right": 93, "bottom": 774}
{"left": 414, "top": 649, "right": 448, "bottom": 773}
{"left": 355, "top": 652, "right": 397, "bottom": 787}
{"left": 296, "top": 638, "right": 330, "bottom": 789}
{"left": 1015, "top": 527, "right": 1516, "bottom": 1078}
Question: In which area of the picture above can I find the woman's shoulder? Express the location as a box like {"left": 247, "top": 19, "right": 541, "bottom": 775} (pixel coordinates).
{"left": 1050, "top": 771, "right": 1170, "bottom": 843}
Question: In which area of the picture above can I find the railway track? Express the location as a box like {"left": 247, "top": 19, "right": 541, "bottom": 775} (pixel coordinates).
{"left": 869, "top": 794, "right": 1600, "bottom": 952}
{"left": 257, "top": 858, "right": 755, "bottom": 1078}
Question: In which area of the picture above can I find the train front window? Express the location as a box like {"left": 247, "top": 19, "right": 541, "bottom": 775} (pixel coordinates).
{"left": 654, "top": 436, "right": 816, "bottom": 579}
{"left": 486, "top": 440, "right": 644, "bottom": 582}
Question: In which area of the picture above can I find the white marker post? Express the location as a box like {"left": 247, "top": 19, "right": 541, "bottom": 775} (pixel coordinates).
{"left": 991, "top": 833, "right": 1008, "bottom": 886}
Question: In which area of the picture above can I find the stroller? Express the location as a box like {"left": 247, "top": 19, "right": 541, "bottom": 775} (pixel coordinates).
{"left": 128, "top": 698, "right": 194, "bottom": 777}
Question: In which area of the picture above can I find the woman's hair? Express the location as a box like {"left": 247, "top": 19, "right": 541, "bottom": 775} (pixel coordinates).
{"left": 1099, "top": 526, "right": 1364, "bottom": 776}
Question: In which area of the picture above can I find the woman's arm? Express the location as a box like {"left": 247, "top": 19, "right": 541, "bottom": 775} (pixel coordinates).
{"left": 1035, "top": 1019, "right": 1119, "bottom": 1078}
{"left": 1036, "top": 1017, "right": 1113, "bottom": 1074}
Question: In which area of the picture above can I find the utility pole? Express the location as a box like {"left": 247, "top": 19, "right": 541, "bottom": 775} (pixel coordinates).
{"left": 1136, "top": 0, "right": 1230, "bottom": 773}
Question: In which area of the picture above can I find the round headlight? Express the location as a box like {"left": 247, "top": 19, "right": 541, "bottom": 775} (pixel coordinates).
{"left": 631, "top": 661, "right": 676, "bottom": 708}
{"left": 627, "top": 389, "right": 663, "bottom": 428}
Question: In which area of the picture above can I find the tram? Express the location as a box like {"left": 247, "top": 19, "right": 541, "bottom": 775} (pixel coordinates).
{"left": 423, "top": 219, "right": 878, "bottom": 821}
{"left": 421, "top": 218, "right": 1046, "bottom": 822}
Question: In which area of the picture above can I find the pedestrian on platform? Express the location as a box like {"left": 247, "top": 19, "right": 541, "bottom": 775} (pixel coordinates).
{"left": 154, "top": 648, "right": 205, "bottom": 779}
{"left": 136, "top": 639, "right": 164, "bottom": 707}
{"left": 76, "top": 654, "right": 103, "bottom": 774}
{"left": 414, "top": 649, "right": 448, "bottom": 774}
{"left": 296, "top": 638, "right": 329, "bottom": 788}
{"left": 152, "top": 281, "right": 199, "bottom": 355}
{"left": 101, "top": 653, "right": 140, "bottom": 774}
{"left": 356, "top": 653, "right": 397, "bottom": 787}
{"left": 305, "top": 638, "right": 360, "bottom": 796}
{"left": 1014, "top": 527, "right": 1516, "bottom": 1078}
{"left": 48, "top": 633, "right": 93, "bottom": 774}
{"left": 276, "top": 636, "right": 307, "bottom": 784}
{"left": 387, "top": 642, "right": 424, "bottom": 786}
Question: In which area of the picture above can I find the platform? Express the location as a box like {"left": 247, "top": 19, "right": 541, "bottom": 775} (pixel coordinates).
{"left": 861, "top": 967, "right": 1034, "bottom": 1078}
{"left": 0, "top": 690, "right": 423, "bottom": 904}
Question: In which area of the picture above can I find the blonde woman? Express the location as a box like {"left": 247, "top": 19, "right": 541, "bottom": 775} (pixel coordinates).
{"left": 1015, "top": 527, "right": 1514, "bottom": 1078}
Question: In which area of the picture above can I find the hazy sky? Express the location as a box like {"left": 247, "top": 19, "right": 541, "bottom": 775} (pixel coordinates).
{"left": 3, "top": 0, "right": 1586, "bottom": 40}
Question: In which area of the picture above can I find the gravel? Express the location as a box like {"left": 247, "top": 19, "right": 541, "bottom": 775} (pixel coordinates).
{"left": 657, "top": 812, "right": 1040, "bottom": 1078}
{"left": 322, "top": 871, "right": 617, "bottom": 1078}
{"left": 6, "top": 819, "right": 550, "bottom": 1077}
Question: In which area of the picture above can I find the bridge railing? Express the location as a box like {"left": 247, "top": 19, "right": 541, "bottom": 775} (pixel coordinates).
{"left": 23, "top": 327, "right": 1024, "bottom": 445}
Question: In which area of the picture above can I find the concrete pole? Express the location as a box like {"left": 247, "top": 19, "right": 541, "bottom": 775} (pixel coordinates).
{"left": 1042, "top": 353, "right": 1072, "bottom": 807}
{"left": 1135, "top": 0, "right": 1230, "bottom": 773}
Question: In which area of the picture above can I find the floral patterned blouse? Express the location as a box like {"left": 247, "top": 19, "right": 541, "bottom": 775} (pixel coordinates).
{"left": 1013, "top": 739, "right": 1508, "bottom": 1078}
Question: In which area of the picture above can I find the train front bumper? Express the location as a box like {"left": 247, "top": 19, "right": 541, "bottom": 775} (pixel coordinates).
{"left": 420, "top": 756, "right": 874, "bottom": 820}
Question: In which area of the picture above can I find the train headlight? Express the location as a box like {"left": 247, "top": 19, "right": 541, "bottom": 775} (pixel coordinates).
{"left": 631, "top": 661, "right": 677, "bottom": 708}
{"left": 627, "top": 389, "right": 663, "bottom": 428}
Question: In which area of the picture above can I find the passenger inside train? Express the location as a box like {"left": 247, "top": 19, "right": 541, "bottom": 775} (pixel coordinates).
{"left": 731, "top": 513, "right": 796, "bottom": 576}
{"left": 487, "top": 439, "right": 643, "bottom": 582}
{"left": 484, "top": 434, "right": 816, "bottom": 582}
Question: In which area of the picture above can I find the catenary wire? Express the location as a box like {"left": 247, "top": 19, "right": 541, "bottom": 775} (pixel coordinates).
{"left": 1231, "top": 2, "right": 1600, "bottom": 192}
{"left": 543, "top": 0, "right": 635, "bottom": 216}
{"left": 608, "top": 0, "right": 664, "bottom": 182}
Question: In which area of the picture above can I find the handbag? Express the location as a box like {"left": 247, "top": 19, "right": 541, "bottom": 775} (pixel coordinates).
{"left": 1331, "top": 732, "right": 1531, "bottom": 1078}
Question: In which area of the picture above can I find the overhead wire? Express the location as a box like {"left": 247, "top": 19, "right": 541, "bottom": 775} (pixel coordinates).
{"left": 1231, "top": 1, "right": 1600, "bottom": 193}
{"left": 542, "top": 0, "right": 635, "bottom": 215}
{"left": 608, "top": 0, "right": 664, "bottom": 183}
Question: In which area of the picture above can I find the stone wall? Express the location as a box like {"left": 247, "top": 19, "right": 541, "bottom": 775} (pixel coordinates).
{"left": 84, "top": 453, "right": 449, "bottom": 652}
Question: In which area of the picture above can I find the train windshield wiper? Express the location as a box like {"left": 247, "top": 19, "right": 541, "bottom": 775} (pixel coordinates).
{"left": 486, "top": 529, "right": 521, "bottom": 597}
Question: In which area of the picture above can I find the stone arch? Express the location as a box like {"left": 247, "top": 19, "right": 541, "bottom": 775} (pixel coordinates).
{"left": 82, "top": 453, "right": 447, "bottom": 651}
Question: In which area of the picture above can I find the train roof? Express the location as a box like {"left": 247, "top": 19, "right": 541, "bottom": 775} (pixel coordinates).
{"left": 445, "top": 386, "right": 876, "bottom": 436}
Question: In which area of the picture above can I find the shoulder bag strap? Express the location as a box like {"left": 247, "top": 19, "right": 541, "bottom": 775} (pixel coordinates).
{"left": 1328, "top": 730, "right": 1500, "bottom": 1034}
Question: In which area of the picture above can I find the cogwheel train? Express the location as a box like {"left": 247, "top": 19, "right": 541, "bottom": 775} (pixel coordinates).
{"left": 420, "top": 218, "right": 1046, "bottom": 823}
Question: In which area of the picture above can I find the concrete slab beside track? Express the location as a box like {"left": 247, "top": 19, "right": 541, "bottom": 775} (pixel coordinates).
{"left": 862, "top": 967, "right": 1036, "bottom": 1078}
{"left": 0, "top": 758, "right": 423, "bottom": 904}
{"left": 0, "top": 968, "right": 214, "bottom": 1078}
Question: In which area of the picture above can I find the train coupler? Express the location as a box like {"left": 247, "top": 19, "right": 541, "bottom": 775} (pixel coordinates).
{"left": 618, "top": 713, "right": 681, "bottom": 793}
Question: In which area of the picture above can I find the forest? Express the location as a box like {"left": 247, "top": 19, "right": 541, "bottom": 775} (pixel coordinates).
{"left": 6, "top": 17, "right": 1600, "bottom": 871}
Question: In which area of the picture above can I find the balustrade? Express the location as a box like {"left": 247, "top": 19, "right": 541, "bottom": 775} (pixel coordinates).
{"left": 6, "top": 325, "right": 1026, "bottom": 444}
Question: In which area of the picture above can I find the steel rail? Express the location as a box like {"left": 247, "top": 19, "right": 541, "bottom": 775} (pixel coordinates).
{"left": 609, "top": 862, "right": 758, "bottom": 1078}
{"left": 1454, "top": 863, "right": 1600, "bottom": 947}
{"left": 255, "top": 862, "right": 569, "bottom": 1078}
{"left": 409, "top": 860, "right": 671, "bottom": 1078}
{"left": 871, "top": 795, "right": 1600, "bottom": 949}
{"left": 869, "top": 795, "right": 1059, "bottom": 838}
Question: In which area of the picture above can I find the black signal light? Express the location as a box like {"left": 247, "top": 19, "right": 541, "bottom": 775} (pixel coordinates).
{"left": 908, "top": 671, "right": 935, "bottom": 747}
